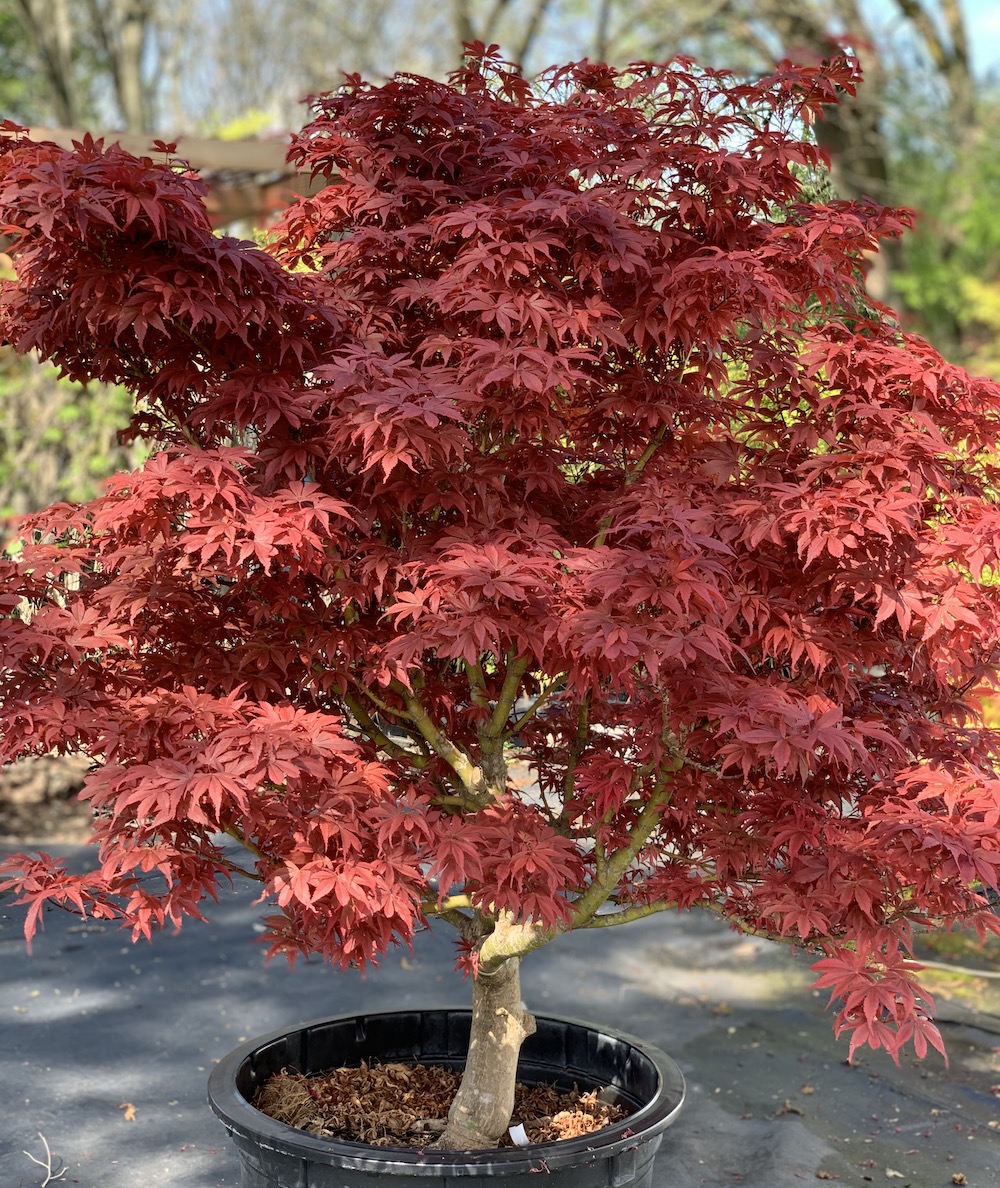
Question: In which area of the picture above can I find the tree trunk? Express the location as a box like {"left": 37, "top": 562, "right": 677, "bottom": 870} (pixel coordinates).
{"left": 436, "top": 956, "right": 536, "bottom": 1150}
{"left": 114, "top": 0, "right": 151, "bottom": 134}
{"left": 16, "top": 0, "right": 79, "bottom": 126}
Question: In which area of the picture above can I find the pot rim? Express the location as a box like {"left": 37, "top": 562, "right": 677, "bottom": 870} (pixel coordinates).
{"left": 207, "top": 1007, "right": 685, "bottom": 1174}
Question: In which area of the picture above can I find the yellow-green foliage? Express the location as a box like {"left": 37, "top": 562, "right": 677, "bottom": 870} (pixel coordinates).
{"left": 0, "top": 351, "right": 147, "bottom": 535}
{"left": 958, "top": 277, "right": 1000, "bottom": 379}
{"left": 209, "top": 108, "right": 280, "bottom": 141}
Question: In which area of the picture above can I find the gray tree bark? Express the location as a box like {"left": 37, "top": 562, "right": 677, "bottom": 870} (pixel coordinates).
{"left": 15, "top": 0, "right": 79, "bottom": 125}
{"left": 437, "top": 956, "right": 536, "bottom": 1149}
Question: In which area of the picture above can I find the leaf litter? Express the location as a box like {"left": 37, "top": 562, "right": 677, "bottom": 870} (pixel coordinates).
{"left": 254, "top": 1060, "right": 628, "bottom": 1147}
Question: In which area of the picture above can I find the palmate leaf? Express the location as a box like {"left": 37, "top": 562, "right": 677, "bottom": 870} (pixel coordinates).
{"left": 1, "top": 48, "right": 1000, "bottom": 1062}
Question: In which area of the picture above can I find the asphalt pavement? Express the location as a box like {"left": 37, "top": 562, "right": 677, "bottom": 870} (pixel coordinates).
{"left": 2, "top": 840, "right": 999, "bottom": 1188}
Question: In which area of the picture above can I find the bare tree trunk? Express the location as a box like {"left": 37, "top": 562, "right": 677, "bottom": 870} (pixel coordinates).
{"left": 85, "top": 0, "right": 154, "bottom": 132}
{"left": 436, "top": 956, "right": 536, "bottom": 1149}
{"left": 450, "top": 0, "right": 552, "bottom": 68}
{"left": 115, "top": 0, "right": 151, "bottom": 132}
{"left": 892, "top": 0, "right": 976, "bottom": 132}
{"left": 511, "top": 0, "right": 555, "bottom": 65}
{"left": 15, "top": 0, "right": 79, "bottom": 125}
{"left": 156, "top": 0, "right": 193, "bottom": 131}
{"left": 452, "top": 0, "right": 477, "bottom": 47}
{"left": 593, "top": 0, "right": 613, "bottom": 60}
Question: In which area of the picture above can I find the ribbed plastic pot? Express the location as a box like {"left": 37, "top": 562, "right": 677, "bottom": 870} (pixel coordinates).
{"left": 207, "top": 1008, "right": 685, "bottom": 1188}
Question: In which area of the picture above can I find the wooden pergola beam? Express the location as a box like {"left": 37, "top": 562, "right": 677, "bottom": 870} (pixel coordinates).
{"left": 26, "top": 126, "right": 298, "bottom": 174}
{"left": 23, "top": 127, "right": 330, "bottom": 227}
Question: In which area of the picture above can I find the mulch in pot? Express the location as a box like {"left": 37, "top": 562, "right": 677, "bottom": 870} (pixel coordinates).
{"left": 254, "top": 1060, "right": 628, "bottom": 1148}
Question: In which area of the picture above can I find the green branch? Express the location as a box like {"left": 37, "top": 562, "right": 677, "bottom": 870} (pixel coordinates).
{"left": 422, "top": 895, "right": 485, "bottom": 942}
{"left": 570, "top": 781, "right": 676, "bottom": 928}
{"left": 221, "top": 825, "right": 265, "bottom": 880}
{"left": 393, "top": 680, "right": 486, "bottom": 801}
{"left": 343, "top": 690, "right": 428, "bottom": 766}
{"left": 558, "top": 694, "right": 590, "bottom": 824}
{"left": 218, "top": 856, "right": 264, "bottom": 882}
{"left": 487, "top": 653, "right": 532, "bottom": 739}
{"left": 466, "top": 657, "right": 490, "bottom": 709}
{"left": 579, "top": 899, "right": 676, "bottom": 928}
{"left": 594, "top": 422, "right": 671, "bottom": 547}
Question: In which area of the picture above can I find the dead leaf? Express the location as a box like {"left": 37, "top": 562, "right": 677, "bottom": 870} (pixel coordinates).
{"left": 774, "top": 1099, "right": 804, "bottom": 1117}
{"left": 118, "top": 1102, "right": 136, "bottom": 1122}
{"left": 253, "top": 1062, "right": 625, "bottom": 1147}
{"left": 950, "top": 1175, "right": 968, "bottom": 1186}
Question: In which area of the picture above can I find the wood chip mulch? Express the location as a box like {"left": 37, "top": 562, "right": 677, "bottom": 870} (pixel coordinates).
{"left": 254, "top": 1060, "right": 629, "bottom": 1148}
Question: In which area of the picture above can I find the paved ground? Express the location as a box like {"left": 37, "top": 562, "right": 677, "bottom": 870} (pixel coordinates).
{"left": 2, "top": 841, "right": 999, "bottom": 1188}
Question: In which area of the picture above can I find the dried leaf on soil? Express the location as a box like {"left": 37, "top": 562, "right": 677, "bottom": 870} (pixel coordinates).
{"left": 254, "top": 1061, "right": 628, "bottom": 1147}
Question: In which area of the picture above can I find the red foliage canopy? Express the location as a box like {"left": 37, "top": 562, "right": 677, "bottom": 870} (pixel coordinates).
{"left": 2, "top": 51, "right": 1000, "bottom": 1061}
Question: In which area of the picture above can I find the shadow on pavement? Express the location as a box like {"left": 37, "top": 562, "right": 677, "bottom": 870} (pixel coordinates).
{"left": 2, "top": 842, "right": 998, "bottom": 1187}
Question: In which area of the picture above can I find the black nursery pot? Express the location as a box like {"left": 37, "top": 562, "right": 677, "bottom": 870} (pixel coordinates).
{"left": 208, "top": 1008, "right": 686, "bottom": 1188}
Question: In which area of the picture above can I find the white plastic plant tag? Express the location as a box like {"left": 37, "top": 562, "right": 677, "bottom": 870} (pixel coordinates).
{"left": 508, "top": 1123, "right": 530, "bottom": 1147}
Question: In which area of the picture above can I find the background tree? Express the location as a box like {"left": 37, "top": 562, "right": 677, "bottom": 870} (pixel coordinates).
{"left": 558, "top": 0, "right": 993, "bottom": 361}
{"left": 887, "top": 77, "right": 1000, "bottom": 361}
{"left": 174, "top": 0, "right": 562, "bottom": 131}
{"left": 10, "top": 0, "right": 80, "bottom": 126}
{"left": 451, "top": 0, "right": 556, "bottom": 65}
{"left": 11, "top": 0, "right": 159, "bottom": 132}
{"left": 6, "top": 1, "right": 997, "bottom": 367}
{"left": 0, "top": 350, "right": 145, "bottom": 531}
{"left": 4, "top": 1, "right": 565, "bottom": 135}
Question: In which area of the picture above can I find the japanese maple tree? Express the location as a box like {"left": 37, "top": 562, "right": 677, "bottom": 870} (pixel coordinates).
{"left": 3, "top": 46, "right": 1000, "bottom": 1150}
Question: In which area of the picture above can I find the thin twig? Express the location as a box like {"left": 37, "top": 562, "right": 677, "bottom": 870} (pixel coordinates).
{"left": 23, "top": 1133, "right": 67, "bottom": 1186}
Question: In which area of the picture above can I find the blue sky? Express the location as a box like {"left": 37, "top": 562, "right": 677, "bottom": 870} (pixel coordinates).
{"left": 889, "top": 0, "right": 1000, "bottom": 79}
{"left": 966, "top": 0, "right": 1000, "bottom": 77}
